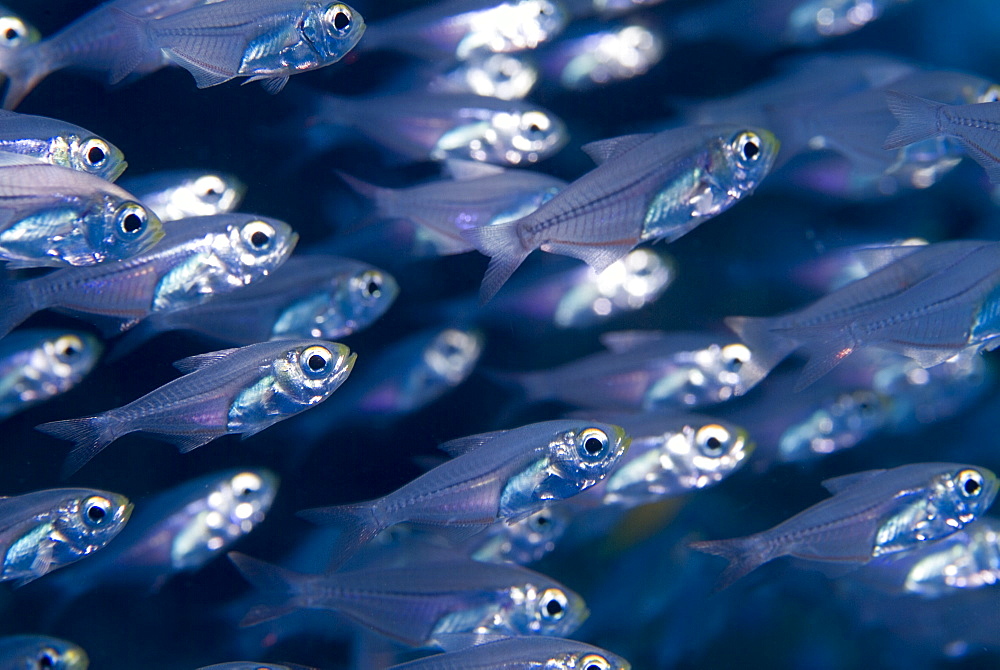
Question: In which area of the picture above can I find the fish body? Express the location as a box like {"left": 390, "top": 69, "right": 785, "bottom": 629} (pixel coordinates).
{"left": 230, "top": 553, "right": 588, "bottom": 645}
{"left": 691, "top": 462, "right": 1000, "bottom": 589}
{"left": 385, "top": 636, "right": 631, "bottom": 670}
{"left": 726, "top": 239, "right": 1000, "bottom": 393}
{"left": 536, "top": 20, "right": 665, "bottom": 91}
{"left": 0, "top": 110, "right": 127, "bottom": 181}
{"left": 426, "top": 52, "right": 538, "bottom": 100}
{"left": 0, "top": 330, "right": 102, "bottom": 421}
{"left": 299, "top": 419, "right": 629, "bottom": 557}
{"left": 0, "top": 163, "right": 162, "bottom": 268}
{"left": 463, "top": 124, "right": 778, "bottom": 301}
{"left": 0, "top": 635, "right": 88, "bottom": 670}
{"left": 37, "top": 340, "right": 356, "bottom": 476}
{"left": 121, "top": 169, "right": 245, "bottom": 222}
{"left": 0, "top": 488, "right": 132, "bottom": 585}
{"left": 0, "top": 213, "right": 298, "bottom": 339}
{"left": 469, "top": 506, "right": 572, "bottom": 564}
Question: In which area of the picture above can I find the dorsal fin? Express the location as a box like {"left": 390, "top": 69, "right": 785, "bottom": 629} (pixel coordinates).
{"left": 438, "top": 429, "right": 510, "bottom": 457}
{"left": 821, "top": 469, "right": 886, "bottom": 495}
{"left": 173, "top": 347, "right": 242, "bottom": 374}
{"left": 444, "top": 159, "right": 506, "bottom": 180}
{"left": 581, "top": 133, "right": 654, "bottom": 164}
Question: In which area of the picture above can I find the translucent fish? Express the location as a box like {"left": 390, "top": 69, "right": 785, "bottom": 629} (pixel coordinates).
{"left": 121, "top": 169, "right": 245, "bottom": 222}
{"left": 37, "top": 340, "right": 356, "bottom": 476}
{"left": 0, "top": 109, "right": 127, "bottom": 181}
{"left": 0, "top": 488, "right": 132, "bottom": 585}
{"left": 0, "top": 213, "right": 298, "bottom": 339}
{"left": 0, "top": 635, "right": 88, "bottom": 670}
{"left": 463, "top": 124, "right": 778, "bottom": 301}
{"left": 384, "top": 636, "right": 631, "bottom": 670}
{"left": 299, "top": 419, "right": 629, "bottom": 560}
{"left": 0, "top": 330, "right": 102, "bottom": 422}
{"left": 230, "top": 552, "right": 588, "bottom": 645}
{"left": 0, "top": 162, "right": 163, "bottom": 268}
{"left": 426, "top": 52, "right": 539, "bottom": 100}
{"left": 690, "top": 462, "right": 999, "bottom": 590}
{"left": 469, "top": 506, "right": 573, "bottom": 564}
{"left": 725, "top": 239, "right": 1000, "bottom": 393}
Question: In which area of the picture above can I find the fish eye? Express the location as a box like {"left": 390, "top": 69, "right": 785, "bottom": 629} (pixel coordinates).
{"left": 231, "top": 472, "right": 263, "bottom": 498}
{"left": 528, "top": 511, "right": 552, "bottom": 530}
{"left": 36, "top": 648, "right": 57, "bottom": 669}
{"left": 0, "top": 17, "right": 31, "bottom": 48}
{"left": 958, "top": 469, "right": 984, "bottom": 497}
{"left": 721, "top": 343, "right": 750, "bottom": 371}
{"left": 241, "top": 220, "right": 275, "bottom": 250}
{"left": 300, "top": 345, "right": 333, "bottom": 375}
{"left": 194, "top": 175, "right": 226, "bottom": 201}
{"left": 733, "top": 131, "right": 762, "bottom": 162}
{"left": 82, "top": 138, "right": 109, "bottom": 168}
{"left": 539, "top": 588, "right": 568, "bottom": 620}
{"left": 326, "top": 4, "right": 353, "bottom": 32}
{"left": 358, "top": 270, "right": 383, "bottom": 299}
{"left": 54, "top": 334, "right": 84, "bottom": 361}
{"left": 696, "top": 425, "right": 731, "bottom": 455}
{"left": 82, "top": 496, "right": 112, "bottom": 526}
{"left": 578, "top": 427, "right": 610, "bottom": 459}
{"left": 521, "top": 111, "right": 550, "bottom": 136}
{"left": 978, "top": 85, "right": 1000, "bottom": 103}
{"left": 115, "top": 202, "right": 147, "bottom": 236}
{"left": 580, "top": 654, "right": 612, "bottom": 670}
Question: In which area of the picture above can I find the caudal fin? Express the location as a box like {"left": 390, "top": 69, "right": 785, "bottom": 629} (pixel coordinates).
{"left": 689, "top": 535, "right": 772, "bottom": 591}
{"left": 883, "top": 90, "right": 942, "bottom": 150}
{"left": 296, "top": 501, "right": 382, "bottom": 570}
{"left": 461, "top": 221, "right": 531, "bottom": 304}
{"left": 36, "top": 415, "right": 119, "bottom": 478}
{"left": 227, "top": 552, "right": 306, "bottom": 626}
{"left": 0, "top": 43, "right": 50, "bottom": 109}
{"left": 724, "top": 316, "right": 798, "bottom": 395}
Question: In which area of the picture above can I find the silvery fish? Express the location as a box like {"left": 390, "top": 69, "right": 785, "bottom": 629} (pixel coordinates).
{"left": 359, "top": 0, "right": 568, "bottom": 60}
{"left": 120, "top": 169, "right": 245, "bottom": 222}
{"left": 307, "top": 92, "right": 567, "bottom": 165}
{"left": 571, "top": 413, "right": 755, "bottom": 509}
{"left": 385, "top": 636, "right": 631, "bottom": 670}
{"left": 726, "top": 239, "right": 1000, "bottom": 393}
{"left": 884, "top": 92, "right": 1000, "bottom": 183}
{"left": 469, "top": 506, "right": 572, "bottom": 564}
{"left": 0, "top": 0, "right": 366, "bottom": 108}
{"left": 0, "top": 330, "right": 102, "bottom": 421}
{"left": 463, "top": 124, "right": 778, "bottom": 301}
{"left": 0, "top": 488, "right": 132, "bottom": 585}
{"left": 230, "top": 553, "right": 588, "bottom": 645}
{"left": 339, "top": 161, "right": 566, "bottom": 255}
{"left": 0, "top": 110, "right": 126, "bottom": 181}
{"left": 40, "top": 468, "right": 278, "bottom": 604}
{"left": 0, "top": 162, "right": 163, "bottom": 268}
{"left": 109, "top": 255, "right": 397, "bottom": 356}
{"left": 501, "top": 331, "right": 754, "bottom": 411}
{"left": 0, "top": 213, "right": 298, "bottom": 339}
{"left": 37, "top": 340, "right": 356, "bottom": 476}
{"left": 0, "top": 635, "right": 88, "bottom": 670}
{"left": 299, "top": 419, "right": 629, "bottom": 559}
{"left": 426, "top": 52, "right": 538, "bottom": 100}
{"left": 690, "top": 462, "right": 1000, "bottom": 590}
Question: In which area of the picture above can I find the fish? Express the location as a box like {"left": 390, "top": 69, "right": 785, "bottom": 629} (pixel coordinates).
{"left": 196, "top": 665, "right": 313, "bottom": 670}
{"left": 230, "top": 552, "right": 588, "bottom": 645}
{"left": 0, "top": 330, "right": 103, "bottom": 421}
{"left": 0, "top": 488, "right": 132, "bottom": 585}
{"left": 0, "top": 109, "right": 127, "bottom": 181}
{"left": 0, "top": 162, "right": 163, "bottom": 268}
{"left": 425, "top": 52, "right": 539, "bottom": 100}
{"left": 468, "top": 506, "right": 573, "bottom": 564}
{"left": 120, "top": 169, "right": 245, "bottom": 222}
{"left": 36, "top": 339, "right": 356, "bottom": 476}
{"left": 359, "top": 0, "right": 568, "bottom": 61}
{"left": 0, "top": 635, "right": 88, "bottom": 670}
{"left": 384, "top": 636, "right": 631, "bottom": 670}
{"left": 299, "top": 419, "right": 629, "bottom": 559}
{"left": 0, "top": 213, "right": 298, "bottom": 339}
{"left": 690, "top": 462, "right": 1000, "bottom": 590}
{"left": 724, "top": 239, "right": 1000, "bottom": 393}
{"left": 0, "top": 0, "right": 367, "bottom": 108}
{"left": 463, "top": 124, "right": 779, "bottom": 302}
{"left": 884, "top": 91, "right": 1000, "bottom": 183}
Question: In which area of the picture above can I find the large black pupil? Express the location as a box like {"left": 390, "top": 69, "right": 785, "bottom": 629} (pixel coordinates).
{"left": 63, "top": 345, "right": 78, "bottom": 356}
{"left": 4, "top": 28, "right": 16, "bottom": 40}
{"left": 250, "top": 230, "right": 269, "bottom": 247}
{"left": 965, "top": 478, "right": 980, "bottom": 495}
{"left": 87, "top": 504, "right": 106, "bottom": 522}
{"left": 706, "top": 436, "right": 722, "bottom": 451}
{"left": 546, "top": 599, "right": 562, "bottom": 616}
{"left": 88, "top": 146, "right": 105, "bottom": 164}
{"left": 334, "top": 11, "right": 350, "bottom": 30}
{"left": 366, "top": 280, "right": 380, "bottom": 296}
{"left": 122, "top": 212, "right": 142, "bottom": 233}
{"left": 308, "top": 354, "right": 326, "bottom": 371}
{"left": 584, "top": 436, "right": 603, "bottom": 455}
{"left": 743, "top": 140, "right": 759, "bottom": 160}
{"left": 38, "top": 652, "right": 55, "bottom": 669}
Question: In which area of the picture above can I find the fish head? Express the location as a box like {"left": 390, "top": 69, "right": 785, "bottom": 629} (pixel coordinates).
{"left": 65, "top": 134, "right": 127, "bottom": 182}
{"left": 305, "top": 2, "right": 366, "bottom": 62}
{"left": 0, "top": 9, "right": 39, "bottom": 51}
{"left": 171, "top": 469, "right": 279, "bottom": 570}
{"left": 499, "top": 0, "right": 568, "bottom": 51}
{"left": 778, "top": 389, "right": 891, "bottom": 462}
{"left": 53, "top": 490, "right": 133, "bottom": 563}
{"left": 470, "top": 107, "right": 567, "bottom": 165}
{"left": 334, "top": 265, "right": 399, "bottom": 336}
{"left": 563, "top": 648, "right": 632, "bottom": 670}
{"left": 273, "top": 341, "right": 357, "bottom": 406}
{"left": 169, "top": 172, "right": 246, "bottom": 219}
{"left": 716, "top": 126, "right": 780, "bottom": 195}
{"left": 683, "top": 419, "right": 755, "bottom": 485}
{"left": 9, "top": 636, "right": 89, "bottom": 670}
{"left": 546, "top": 422, "right": 631, "bottom": 497}
{"left": 433, "top": 52, "right": 539, "bottom": 100}
{"left": 511, "top": 580, "right": 589, "bottom": 637}
{"left": 35, "top": 330, "right": 103, "bottom": 386}
{"left": 95, "top": 196, "right": 164, "bottom": 262}
{"left": 474, "top": 506, "right": 571, "bottom": 563}
{"left": 224, "top": 216, "right": 299, "bottom": 285}
{"left": 945, "top": 466, "right": 1000, "bottom": 525}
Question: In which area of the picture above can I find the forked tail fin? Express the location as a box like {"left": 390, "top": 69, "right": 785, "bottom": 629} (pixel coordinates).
{"left": 883, "top": 90, "right": 942, "bottom": 150}
{"left": 0, "top": 42, "right": 50, "bottom": 109}
{"left": 689, "top": 534, "right": 772, "bottom": 591}
{"left": 461, "top": 221, "right": 531, "bottom": 304}
{"left": 227, "top": 552, "right": 307, "bottom": 627}
{"left": 36, "top": 415, "right": 119, "bottom": 478}
{"left": 296, "top": 501, "right": 382, "bottom": 570}
{"left": 724, "top": 315, "right": 799, "bottom": 395}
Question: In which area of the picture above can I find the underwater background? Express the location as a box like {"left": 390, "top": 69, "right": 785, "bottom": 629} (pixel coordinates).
{"left": 3, "top": 0, "right": 1000, "bottom": 668}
